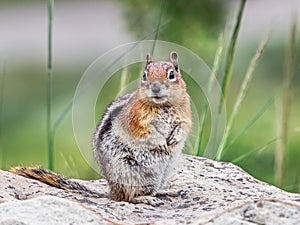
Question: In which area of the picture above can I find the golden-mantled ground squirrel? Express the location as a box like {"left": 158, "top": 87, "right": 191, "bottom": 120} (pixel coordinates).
{"left": 11, "top": 51, "right": 192, "bottom": 206}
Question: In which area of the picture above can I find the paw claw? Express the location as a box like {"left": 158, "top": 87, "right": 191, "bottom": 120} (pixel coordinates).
{"left": 133, "top": 196, "right": 164, "bottom": 207}
{"left": 154, "top": 189, "right": 186, "bottom": 197}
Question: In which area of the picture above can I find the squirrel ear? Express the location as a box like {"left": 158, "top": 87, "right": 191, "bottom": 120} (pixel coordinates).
{"left": 169, "top": 51, "right": 179, "bottom": 71}
{"left": 146, "top": 53, "right": 152, "bottom": 65}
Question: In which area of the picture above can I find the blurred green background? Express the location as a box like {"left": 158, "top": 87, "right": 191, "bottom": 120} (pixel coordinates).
{"left": 0, "top": 0, "right": 299, "bottom": 192}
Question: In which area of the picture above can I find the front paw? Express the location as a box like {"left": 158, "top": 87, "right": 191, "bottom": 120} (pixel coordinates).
{"left": 167, "top": 124, "right": 183, "bottom": 146}
{"left": 150, "top": 144, "right": 170, "bottom": 155}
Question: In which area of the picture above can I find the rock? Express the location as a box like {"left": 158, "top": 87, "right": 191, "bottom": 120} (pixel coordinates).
{"left": 1, "top": 154, "right": 300, "bottom": 225}
{"left": 0, "top": 196, "right": 110, "bottom": 225}
{"left": 202, "top": 199, "right": 300, "bottom": 225}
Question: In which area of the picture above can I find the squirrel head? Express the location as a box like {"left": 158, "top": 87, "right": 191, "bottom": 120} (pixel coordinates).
{"left": 138, "top": 51, "right": 188, "bottom": 105}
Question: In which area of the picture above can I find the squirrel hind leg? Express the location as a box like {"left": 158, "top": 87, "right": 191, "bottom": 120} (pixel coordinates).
{"left": 109, "top": 182, "right": 164, "bottom": 206}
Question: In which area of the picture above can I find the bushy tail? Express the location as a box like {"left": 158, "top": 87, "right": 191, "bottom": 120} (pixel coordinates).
{"left": 10, "top": 166, "right": 104, "bottom": 198}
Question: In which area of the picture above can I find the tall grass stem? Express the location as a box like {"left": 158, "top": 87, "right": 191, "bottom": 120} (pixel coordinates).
{"left": 0, "top": 63, "right": 6, "bottom": 168}
{"left": 119, "top": 67, "right": 128, "bottom": 93}
{"left": 219, "top": 0, "right": 246, "bottom": 113}
{"left": 275, "top": 11, "right": 297, "bottom": 188}
{"left": 196, "top": 33, "right": 225, "bottom": 156}
{"left": 47, "top": 0, "right": 54, "bottom": 170}
{"left": 216, "top": 33, "right": 269, "bottom": 160}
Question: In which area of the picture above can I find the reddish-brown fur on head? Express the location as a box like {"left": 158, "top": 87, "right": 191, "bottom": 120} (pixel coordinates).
{"left": 136, "top": 51, "right": 187, "bottom": 106}
{"left": 143, "top": 51, "right": 186, "bottom": 91}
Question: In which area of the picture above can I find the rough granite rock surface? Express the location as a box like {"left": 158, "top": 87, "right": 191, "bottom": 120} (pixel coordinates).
{"left": 0, "top": 196, "right": 110, "bottom": 225}
{"left": 0, "top": 154, "right": 300, "bottom": 225}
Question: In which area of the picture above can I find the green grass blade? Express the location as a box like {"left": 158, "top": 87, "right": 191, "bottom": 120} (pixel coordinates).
{"left": 224, "top": 95, "right": 275, "bottom": 152}
{"left": 119, "top": 67, "right": 128, "bottom": 93}
{"left": 196, "top": 33, "right": 225, "bottom": 156}
{"left": 219, "top": 0, "right": 246, "bottom": 112}
{"left": 0, "top": 62, "right": 6, "bottom": 168}
{"left": 231, "top": 35, "right": 269, "bottom": 118}
{"left": 195, "top": 106, "right": 208, "bottom": 156}
{"left": 231, "top": 138, "right": 277, "bottom": 164}
{"left": 216, "top": 33, "right": 270, "bottom": 161}
{"left": 53, "top": 101, "right": 73, "bottom": 132}
{"left": 275, "top": 10, "right": 297, "bottom": 188}
{"left": 210, "top": 32, "right": 225, "bottom": 90}
{"left": 47, "top": 0, "right": 54, "bottom": 170}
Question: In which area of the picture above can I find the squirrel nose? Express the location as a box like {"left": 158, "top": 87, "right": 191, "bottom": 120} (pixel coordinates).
{"left": 151, "top": 82, "right": 161, "bottom": 94}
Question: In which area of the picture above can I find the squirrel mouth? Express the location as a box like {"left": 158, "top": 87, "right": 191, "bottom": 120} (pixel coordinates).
{"left": 153, "top": 96, "right": 164, "bottom": 99}
{"left": 150, "top": 95, "right": 168, "bottom": 103}
{"left": 149, "top": 93, "right": 168, "bottom": 98}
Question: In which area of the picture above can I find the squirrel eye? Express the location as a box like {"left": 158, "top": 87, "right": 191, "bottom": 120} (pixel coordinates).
{"left": 168, "top": 69, "right": 176, "bottom": 81}
{"left": 142, "top": 71, "right": 147, "bottom": 81}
